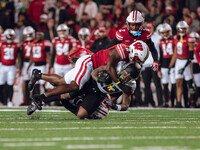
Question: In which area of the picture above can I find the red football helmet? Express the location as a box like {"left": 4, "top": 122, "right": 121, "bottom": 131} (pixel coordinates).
{"left": 126, "top": 10, "right": 144, "bottom": 35}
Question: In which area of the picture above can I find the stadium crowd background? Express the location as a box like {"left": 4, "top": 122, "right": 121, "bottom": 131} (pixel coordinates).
{"left": 0, "top": 0, "right": 200, "bottom": 108}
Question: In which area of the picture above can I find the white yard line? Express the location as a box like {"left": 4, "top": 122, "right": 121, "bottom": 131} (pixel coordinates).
{"left": 3, "top": 142, "right": 56, "bottom": 147}
{"left": 1, "top": 136, "right": 200, "bottom": 142}
{"left": 131, "top": 146, "right": 189, "bottom": 150}
{"left": 64, "top": 144, "right": 123, "bottom": 149}
{"left": 0, "top": 126, "right": 191, "bottom": 131}
{"left": 0, "top": 109, "right": 128, "bottom": 113}
{"left": 7, "top": 120, "right": 199, "bottom": 124}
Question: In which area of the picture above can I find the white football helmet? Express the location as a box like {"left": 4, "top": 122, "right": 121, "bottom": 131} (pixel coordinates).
{"left": 128, "top": 40, "right": 149, "bottom": 64}
{"left": 78, "top": 27, "right": 91, "bottom": 42}
{"left": 4, "top": 29, "right": 16, "bottom": 43}
{"left": 57, "top": 24, "right": 69, "bottom": 38}
{"left": 23, "top": 26, "right": 35, "bottom": 41}
{"left": 160, "top": 23, "right": 172, "bottom": 39}
{"left": 176, "top": 21, "right": 189, "bottom": 36}
{"left": 156, "top": 23, "right": 163, "bottom": 34}
{"left": 126, "top": 10, "right": 144, "bottom": 35}
{"left": 190, "top": 32, "right": 200, "bottom": 45}
{"left": 90, "top": 100, "right": 110, "bottom": 119}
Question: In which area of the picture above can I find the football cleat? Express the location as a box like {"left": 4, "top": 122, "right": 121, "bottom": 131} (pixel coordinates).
{"left": 28, "top": 69, "right": 41, "bottom": 91}
{"left": 27, "top": 103, "right": 38, "bottom": 115}
{"left": 31, "top": 95, "right": 44, "bottom": 110}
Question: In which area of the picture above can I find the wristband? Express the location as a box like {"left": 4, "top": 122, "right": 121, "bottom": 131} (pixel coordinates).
{"left": 116, "top": 104, "right": 121, "bottom": 111}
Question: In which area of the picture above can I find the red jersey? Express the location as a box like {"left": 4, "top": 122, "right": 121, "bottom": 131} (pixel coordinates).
{"left": 159, "top": 38, "right": 175, "bottom": 58}
{"left": 116, "top": 27, "right": 151, "bottom": 46}
{"left": 92, "top": 43, "right": 129, "bottom": 69}
{"left": 0, "top": 35, "right": 5, "bottom": 63}
{"left": 52, "top": 36, "right": 76, "bottom": 65}
{"left": 195, "top": 40, "right": 200, "bottom": 63}
{"left": 0, "top": 35, "right": 5, "bottom": 42}
{"left": 31, "top": 40, "right": 51, "bottom": 62}
{"left": 69, "top": 48, "right": 94, "bottom": 59}
{"left": 174, "top": 35, "right": 195, "bottom": 58}
{"left": 0, "top": 42, "right": 20, "bottom": 65}
{"left": 22, "top": 40, "right": 34, "bottom": 60}
{"left": 107, "top": 27, "right": 117, "bottom": 40}
{"left": 75, "top": 40, "right": 93, "bottom": 50}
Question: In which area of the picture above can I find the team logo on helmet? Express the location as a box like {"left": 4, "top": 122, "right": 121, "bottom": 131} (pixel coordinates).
{"left": 128, "top": 40, "right": 149, "bottom": 64}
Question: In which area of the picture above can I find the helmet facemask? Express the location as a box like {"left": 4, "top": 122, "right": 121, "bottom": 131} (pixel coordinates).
{"left": 126, "top": 11, "right": 144, "bottom": 36}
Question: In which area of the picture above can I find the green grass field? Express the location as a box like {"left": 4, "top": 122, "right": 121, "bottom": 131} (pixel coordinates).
{"left": 0, "top": 107, "right": 200, "bottom": 150}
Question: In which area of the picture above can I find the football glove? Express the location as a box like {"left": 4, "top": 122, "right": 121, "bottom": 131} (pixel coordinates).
{"left": 178, "top": 68, "right": 184, "bottom": 75}
{"left": 151, "top": 61, "right": 160, "bottom": 71}
{"left": 118, "top": 83, "right": 133, "bottom": 94}
{"left": 97, "top": 71, "right": 112, "bottom": 84}
{"left": 105, "top": 99, "right": 117, "bottom": 110}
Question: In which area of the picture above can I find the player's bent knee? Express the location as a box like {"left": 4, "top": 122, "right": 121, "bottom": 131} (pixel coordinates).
{"left": 77, "top": 106, "right": 89, "bottom": 119}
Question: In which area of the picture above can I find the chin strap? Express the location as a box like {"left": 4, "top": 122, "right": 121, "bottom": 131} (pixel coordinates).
{"left": 132, "top": 31, "right": 142, "bottom": 36}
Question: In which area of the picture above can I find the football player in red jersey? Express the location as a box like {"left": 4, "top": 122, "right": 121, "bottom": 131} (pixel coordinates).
{"left": 20, "top": 26, "right": 35, "bottom": 105}
{"left": 195, "top": 35, "right": 200, "bottom": 66}
{"left": 50, "top": 24, "right": 77, "bottom": 76}
{"left": 107, "top": 10, "right": 159, "bottom": 71}
{"left": 0, "top": 26, "right": 4, "bottom": 66}
{"left": 190, "top": 32, "right": 200, "bottom": 107}
{"left": 158, "top": 23, "right": 176, "bottom": 107}
{"left": 68, "top": 27, "right": 93, "bottom": 63}
{"left": 0, "top": 26, "right": 3, "bottom": 105}
{"left": 27, "top": 31, "right": 51, "bottom": 96}
{"left": 27, "top": 62, "right": 141, "bottom": 119}
{"left": 28, "top": 40, "right": 149, "bottom": 111}
{"left": 169, "top": 21, "right": 196, "bottom": 108}
{"left": 0, "top": 29, "right": 22, "bottom": 107}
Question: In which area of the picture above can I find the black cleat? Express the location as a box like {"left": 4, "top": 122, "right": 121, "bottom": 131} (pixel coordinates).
{"left": 28, "top": 69, "right": 41, "bottom": 91}
{"left": 163, "top": 103, "right": 169, "bottom": 108}
{"left": 32, "top": 95, "right": 43, "bottom": 110}
{"left": 175, "top": 102, "right": 182, "bottom": 108}
{"left": 190, "top": 102, "right": 196, "bottom": 108}
{"left": 27, "top": 103, "right": 38, "bottom": 115}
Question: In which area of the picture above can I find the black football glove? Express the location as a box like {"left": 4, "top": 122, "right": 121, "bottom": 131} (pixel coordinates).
{"left": 178, "top": 68, "right": 184, "bottom": 75}
{"left": 118, "top": 83, "right": 133, "bottom": 94}
{"left": 97, "top": 71, "right": 112, "bottom": 84}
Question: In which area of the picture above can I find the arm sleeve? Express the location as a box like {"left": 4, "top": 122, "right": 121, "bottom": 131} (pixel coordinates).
{"left": 50, "top": 46, "right": 56, "bottom": 68}
{"left": 195, "top": 41, "right": 200, "bottom": 63}
{"left": 189, "top": 51, "right": 194, "bottom": 60}
{"left": 158, "top": 46, "right": 163, "bottom": 68}
{"left": 147, "top": 39, "right": 158, "bottom": 62}
{"left": 106, "top": 37, "right": 121, "bottom": 48}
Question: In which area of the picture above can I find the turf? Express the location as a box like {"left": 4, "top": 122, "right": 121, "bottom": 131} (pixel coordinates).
{"left": 0, "top": 107, "right": 200, "bottom": 150}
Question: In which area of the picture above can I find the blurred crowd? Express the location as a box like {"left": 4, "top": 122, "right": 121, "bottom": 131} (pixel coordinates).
{"left": 0, "top": 0, "right": 200, "bottom": 108}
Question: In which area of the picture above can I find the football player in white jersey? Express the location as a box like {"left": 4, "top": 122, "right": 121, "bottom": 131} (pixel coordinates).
{"left": 27, "top": 41, "right": 149, "bottom": 113}
{"left": 27, "top": 62, "right": 141, "bottom": 119}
